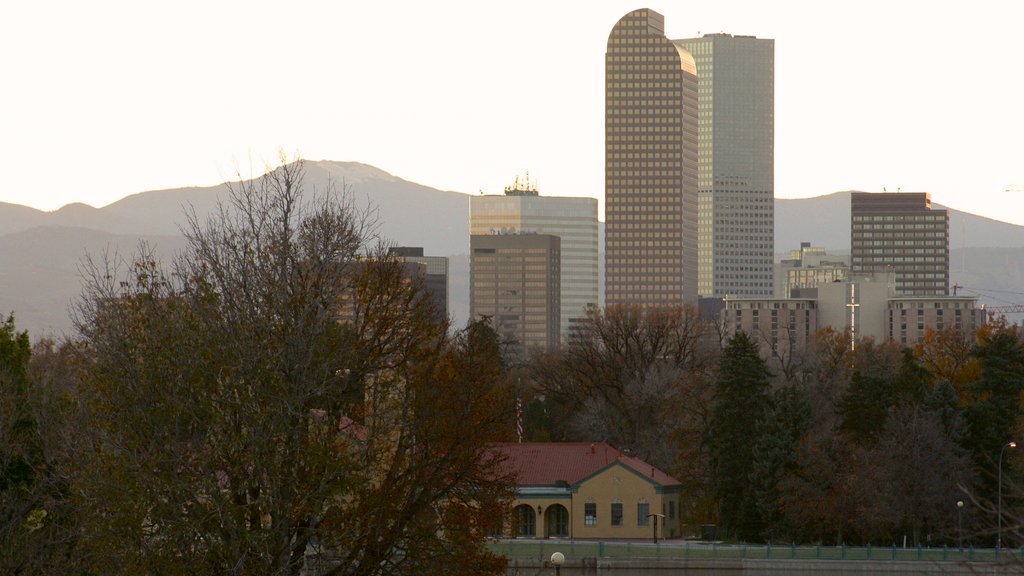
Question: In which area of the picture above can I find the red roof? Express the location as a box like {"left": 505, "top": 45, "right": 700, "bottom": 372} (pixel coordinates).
{"left": 492, "top": 442, "right": 680, "bottom": 488}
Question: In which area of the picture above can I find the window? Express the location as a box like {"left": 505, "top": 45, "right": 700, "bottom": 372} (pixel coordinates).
{"left": 514, "top": 505, "right": 535, "bottom": 537}
{"left": 669, "top": 501, "right": 676, "bottom": 519}
{"left": 611, "top": 502, "right": 623, "bottom": 526}
{"left": 584, "top": 502, "right": 597, "bottom": 526}
{"left": 638, "top": 502, "right": 650, "bottom": 526}
{"left": 547, "top": 505, "right": 569, "bottom": 537}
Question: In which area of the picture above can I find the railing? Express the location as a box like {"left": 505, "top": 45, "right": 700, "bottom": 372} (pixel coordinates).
{"left": 488, "top": 539, "right": 1024, "bottom": 563}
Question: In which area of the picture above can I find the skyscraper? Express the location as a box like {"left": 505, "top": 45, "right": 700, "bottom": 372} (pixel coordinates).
{"left": 673, "top": 33, "right": 775, "bottom": 299}
{"left": 470, "top": 179, "right": 598, "bottom": 337}
{"left": 470, "top": 233, "right": 561, "bottom": 359}
{"left": 851, "top": 192, "right": 949, "bottom": 296}
{"left": 605, "top": 9, "right": 698, "bottom": 306}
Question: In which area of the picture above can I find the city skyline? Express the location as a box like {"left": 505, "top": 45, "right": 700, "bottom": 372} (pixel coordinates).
{"left": 3, "top": 1, "right": 1024, "bottom": 226}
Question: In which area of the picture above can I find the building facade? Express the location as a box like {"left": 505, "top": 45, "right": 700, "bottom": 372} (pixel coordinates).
{"left": 721, "top": 273, "right": 985, "bottom": 356}
{"left": 470, "top": 182, "right": 597, "bottom": 338}
{"left": 773, "top": 242, "right": 850, "bottom": 299}
{"left": 851, "top": 192, "right": 950, "bottom": 296}
{"left": 493, "top": 442, "right": 683, "bottom": 540}
{"left": 470, "top": 234, "right": 560, "bottom": 358}
{"left": 887, "top": 297, "right": 987, "bottom": 346}
{"left": 721, "top": 298, "right": 817, "bottom": 358}
{"left": 605, "top": 9, "right": 698, "bottom": 307}
{"left": 673, "top": 33, "right": 775, "bottom": 299}
{"left": 388, "top": 246, "right": 449, "bottom": 320}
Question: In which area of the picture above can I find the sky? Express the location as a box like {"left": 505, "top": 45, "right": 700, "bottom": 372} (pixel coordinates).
{"left": 3, "top": 0, "right": 1024, "bottom": 225}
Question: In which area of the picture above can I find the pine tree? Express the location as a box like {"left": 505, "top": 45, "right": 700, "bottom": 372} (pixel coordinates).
{"left": 708, "top": 331, "right": 773, "bottom": 540}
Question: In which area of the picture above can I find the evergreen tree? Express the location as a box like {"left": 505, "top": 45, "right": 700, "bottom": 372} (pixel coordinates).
{"left": 708, "top": 331, "right": 773, "bottom": 540}
{"left": 836, "top": 370, "right": 892, "bottom": 445}
{"left": 963, "top": 328, "right": 1024, "bottom": 519}
{"left": 750, "top": 383, "right": 812, "bottom": 541}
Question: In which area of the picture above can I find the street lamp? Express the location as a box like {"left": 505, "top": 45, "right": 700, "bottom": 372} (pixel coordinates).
{"left": 998, "top": 440, "right": 1017, "bottom": 550}
{"left": 957, "top": 500, "right": 964, "bottom": 551}
{"left": 549, "top": 551, "right": 565, "bottom": 576}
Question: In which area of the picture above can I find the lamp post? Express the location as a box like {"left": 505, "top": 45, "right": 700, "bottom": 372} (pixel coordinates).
{"left": 998, "top": 440, "right": 1017, "bottom": 550}
{"left": 549, "top": 551, "right": 565, "bottom": 576}
{"left": 957, "top": 500, "right": 964, "bottom": 551}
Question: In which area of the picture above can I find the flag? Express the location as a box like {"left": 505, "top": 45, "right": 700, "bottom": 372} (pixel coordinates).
{"left": 516, "top": 396, "right": 524, "bottom": 443}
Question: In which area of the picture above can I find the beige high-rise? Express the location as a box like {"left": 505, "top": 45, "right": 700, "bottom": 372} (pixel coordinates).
{"left": 470, "top": 233, "right": 561, "bottom": 359}
{"left": 605, "top": 8, "right": 698, "bottom": 306}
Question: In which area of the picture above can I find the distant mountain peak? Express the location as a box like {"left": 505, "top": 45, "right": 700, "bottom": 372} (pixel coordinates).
{"left": 52, "top": 201, "right": 100, "bottom": 214}
{"left": 305, "top": 160, "right": 406, "bottom": 185}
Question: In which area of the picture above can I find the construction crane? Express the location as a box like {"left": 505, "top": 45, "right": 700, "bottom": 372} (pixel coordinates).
{"left": 955, "top": 286, "right": 1024, "bottom": 316}
{"left": 986, "top": 304, "right": 1024, "bottom": 315}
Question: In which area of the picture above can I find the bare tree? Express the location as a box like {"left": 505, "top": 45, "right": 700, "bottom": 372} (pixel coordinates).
{"left": 69, "top": 157, "right": 513, "bottom": 576}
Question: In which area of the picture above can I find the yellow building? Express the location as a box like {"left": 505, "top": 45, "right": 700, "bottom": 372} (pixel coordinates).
{"left": 493, "top": 443, "right": 682, "bottom": 540}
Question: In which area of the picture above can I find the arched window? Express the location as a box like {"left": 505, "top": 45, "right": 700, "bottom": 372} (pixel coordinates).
{"left": 546, "top": 504, "right": 569, "bottom": 537}
{"left": 486, "top": 511, "right": 504, "bottom": 538}
{"left": 513, "top": 504, "right": 536, "bottom": 537}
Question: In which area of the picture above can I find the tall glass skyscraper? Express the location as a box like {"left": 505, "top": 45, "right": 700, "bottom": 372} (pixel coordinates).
{"left": 673, "top": 34, "right": 775, "bottom": 299}
{"left": 605, "top": 9, "right": 698, "bottom": 307}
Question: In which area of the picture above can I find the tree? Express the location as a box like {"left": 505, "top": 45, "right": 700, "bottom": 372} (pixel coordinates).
{"left": 961, "top": 326, "right": 1024, "bottom": 542}
{"left": 70, "top": 157, "right": 514, "bottom": 576}
{"left": 860, "top": 405, "right": 974, "bottom": 547}
{"left": 913, "top": 325, "right": 980, "bottom": 390}
{"left": 531, "top": 303, "right": 716, "bottom": 471}
{"left": 707, "top": 331, "right": 773, "bottom": 540}
{"left": 0, "top": 321, "right": 82, "bottom": 575}
{"left": 748, "top": 383, "right": 811, "bottom": 541}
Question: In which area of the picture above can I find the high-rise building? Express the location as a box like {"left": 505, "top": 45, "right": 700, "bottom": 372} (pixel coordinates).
{"left": 773, "top": 242, "right": 850, "bottom": 299}
{"left": 605, "top": 9, "right": 698, "bottom": 306}
{"left": 388, "top": 246, "right": 449, "bottom": 320}
{"left": 673, "top": 33, "right": 775, "bottom": 299}
{"left": 470, "top": 179, "right": 597, "bottom": 337}
{"left": 470, "top": 233, "right": 561, "bottom": 359}
{"left": 851, "top": 192, "right": 949, "bottom": 296}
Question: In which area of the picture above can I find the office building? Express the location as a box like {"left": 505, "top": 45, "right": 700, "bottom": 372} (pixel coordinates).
{"left": 887, "top": 297, "right": 986, "bottom": 346}
{"left": 851, "top": 192, "right": 949, "bottom": 296}
{"left": 388, "top": 246, "right": 449, "bottom": 320}
{"left": 721, "top": 298, "right": 817, "bottom": 358}
{"left": 470, "top": 233, "right": 560, "bottom": 358}
{"left": 774, "top": 242, "right": 850, "bottom": 298}
{"left": 722, "top": 272, "right": 984, "bottom": 357}
{"left": 470, "top": 179, "right": 597, "bottom": 337}
{"left": 605, "top": 8, "right": 698, "bottom": 306}
{"left": 673, "top": 33, "right": 775, "bottom": 299}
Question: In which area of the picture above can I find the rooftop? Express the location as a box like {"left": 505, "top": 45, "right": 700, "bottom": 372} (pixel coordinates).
{"left": 493, "top": 442, "right": 680, "bottom": 488}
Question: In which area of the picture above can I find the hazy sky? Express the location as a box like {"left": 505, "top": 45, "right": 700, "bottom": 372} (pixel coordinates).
{"left": 3, "top": 0, "right": 1024, "bottom": 225}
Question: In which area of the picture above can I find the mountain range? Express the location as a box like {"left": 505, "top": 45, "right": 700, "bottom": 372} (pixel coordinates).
{"left": 2, "top": 160, "right": 1022, "bottom": 338}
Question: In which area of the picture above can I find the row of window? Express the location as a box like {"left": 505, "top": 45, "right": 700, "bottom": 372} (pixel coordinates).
{"left": 583, "top": 500, "right": 676, "bottom": 527}
{"left": 853, "top": 214, "right": 945, "bottom": 221}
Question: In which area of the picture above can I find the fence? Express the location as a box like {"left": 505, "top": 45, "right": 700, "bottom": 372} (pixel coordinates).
{"left": 488, "top": 539, "right": 1024, "bottom": 563}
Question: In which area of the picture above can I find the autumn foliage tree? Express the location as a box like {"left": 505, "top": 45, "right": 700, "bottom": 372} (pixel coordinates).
{"left": 68, "top": 157, "right": 514, "bottom": 576}
{"left": 529, "top": 303, "right": 717, "bottom": 471}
